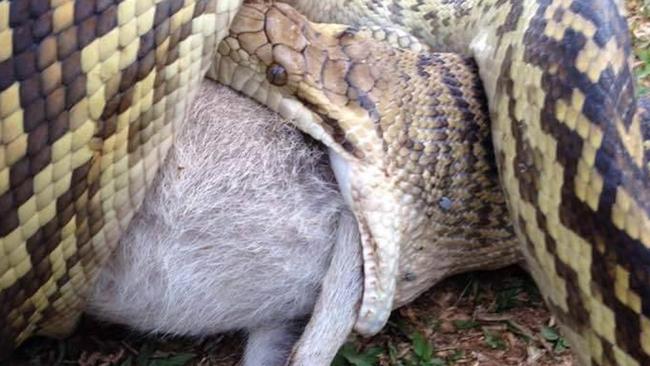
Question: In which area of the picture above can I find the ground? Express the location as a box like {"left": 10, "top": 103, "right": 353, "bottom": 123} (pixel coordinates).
{"left": 6, "top": 267, "right": 574, "bottom": 366}
{"left": 3, "top": 1, "right": 649, "bottom": 365}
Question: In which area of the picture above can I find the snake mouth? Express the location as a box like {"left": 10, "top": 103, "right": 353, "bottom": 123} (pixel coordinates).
{"left": 294, "top": 98, "right": 402, "bottom": 334}
{"left": 284, "top": 91, "right": 401, "bottom": 334}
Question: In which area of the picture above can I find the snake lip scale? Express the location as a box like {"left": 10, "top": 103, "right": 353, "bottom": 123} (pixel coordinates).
{"left": 2, "top": 1, "right": 650, "bottom": 365}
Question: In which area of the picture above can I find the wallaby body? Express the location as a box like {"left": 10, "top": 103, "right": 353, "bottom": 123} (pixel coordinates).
{"left": 87, "top": 82, "right": 363, "bottom": 366}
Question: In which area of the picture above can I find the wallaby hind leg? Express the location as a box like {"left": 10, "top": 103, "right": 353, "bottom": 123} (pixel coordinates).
{"left": 243, "top": 322, "right": 303, "bottom": 366}
{"left": 287, "top": 211, "right": 363, "bottom": 366}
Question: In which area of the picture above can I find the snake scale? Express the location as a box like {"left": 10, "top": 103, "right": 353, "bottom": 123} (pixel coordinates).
{"left": 1, "top": 0, "right": 649, "bottom": 365}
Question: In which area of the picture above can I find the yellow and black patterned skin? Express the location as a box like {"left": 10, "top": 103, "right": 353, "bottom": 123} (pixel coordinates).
{"left": 215, "top": 2, "right": 650, "bottom": 365}
{"left": 3, "top": 0, "right": 650, "bottom": 364}
{"left": 0, "top": 0, "right": 243, "bottom": 356}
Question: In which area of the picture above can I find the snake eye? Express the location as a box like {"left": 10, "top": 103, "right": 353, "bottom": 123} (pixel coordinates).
{"left": 267, "top": 63, "right": 288, "bottom": 86}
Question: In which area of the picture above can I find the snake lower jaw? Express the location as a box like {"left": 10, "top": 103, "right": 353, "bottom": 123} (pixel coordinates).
{"left": 330, "top": 150, "right": 402, "bottom": 335}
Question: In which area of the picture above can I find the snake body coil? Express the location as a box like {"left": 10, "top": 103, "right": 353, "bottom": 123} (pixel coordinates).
{"left": 0, "top": 0, "right": 243, "bottom": 354}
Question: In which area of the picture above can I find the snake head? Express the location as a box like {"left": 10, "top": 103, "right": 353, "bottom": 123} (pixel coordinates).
{"left": 212, "top": 3, "right": 403, "bottom": 335}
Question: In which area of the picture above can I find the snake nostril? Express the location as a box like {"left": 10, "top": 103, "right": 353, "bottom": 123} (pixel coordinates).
{"left": 267, "top": 63, "right": 288, "bottom": 86}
